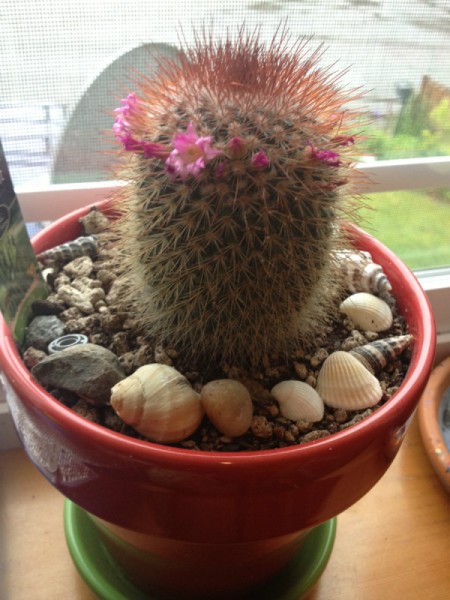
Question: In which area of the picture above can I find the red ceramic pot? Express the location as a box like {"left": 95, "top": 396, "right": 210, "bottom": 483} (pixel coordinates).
{"left": 0, "top": 202, "right": 435, "bottom": 599}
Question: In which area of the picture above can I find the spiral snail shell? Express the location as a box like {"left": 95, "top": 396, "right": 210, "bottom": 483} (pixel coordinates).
{"left": 37, "top": 235, "right": 99, "bottom": 265}
{"left": 110, "top": 364, "right": 204, "bottom": 443}
{"left": 349, "top": 335, "right": 413, "bottom": 374}
{"left": 335, "top": 249, "right": 392, "bottom": 294}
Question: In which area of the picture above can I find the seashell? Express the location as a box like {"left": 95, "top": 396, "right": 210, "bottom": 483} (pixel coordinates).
{"left": 271, "top": 380, "right": 324, "bottom": 422}
{"left": 340, "top": 292, "right": 393, "bottom": 332}
{"left": 349, "top": 335, "right": 414, "bottom": 374}
{"left": 37, "top": 235, "right": 99, "bottom": 265}
{"left": 316, "top": 351, "right": 383, "bottom": 410}
{"left": 335, "top": 249, "right": 392, "bottom": 294}
{"left": 110, "top": 364, "right": 204, "bottom": 443}
{"left": 201, "top": 380, "right": 253, "bottom": 437}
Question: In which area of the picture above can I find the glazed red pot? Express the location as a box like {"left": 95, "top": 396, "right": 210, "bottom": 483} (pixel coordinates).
{"left": 0, "top": 202, "right": 435, "bottom": 599}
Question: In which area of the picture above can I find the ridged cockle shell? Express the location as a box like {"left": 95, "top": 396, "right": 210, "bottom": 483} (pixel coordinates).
{"left": 110, "top": 364, "right": 204, "bottom": 443}
{"left": 271, "top": 380, "right": 324, "bottom": 422}
{"left": 340, "top": 292, "right": 393, "bottom": 332}
{"left": 316, "top": 351, "right": 383, "bottom": 410}
{"left": 349, "top": 335, "right": 414, "bottom": 374}
{"left": 201, "top": 380, "right": 253, "bottom": 437}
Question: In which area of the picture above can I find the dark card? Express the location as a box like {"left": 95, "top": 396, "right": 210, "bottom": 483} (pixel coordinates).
{"left": 0, "top": 139, "right": 48, "bottom": 345}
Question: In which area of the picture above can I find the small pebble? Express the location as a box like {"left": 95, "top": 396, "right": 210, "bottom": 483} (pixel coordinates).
{"left": 310, "top": 348, "right": 329, "bottom": 368}
{"left": 57, "top": 284, "right": 94, "bottom": 314}
{"left": 301, "top": 430, "right": 331, "bottom": 443}
{"left": 293, "top": 361, "right": 308, "bottom": 380}
{"left": 250, "top": 415, "right": 273, "bottom": 439}
{"left": 25, "top": 315, "right": 68, "bottom": 352}
{"left": 31, "top": 343, "right": 125, "bottom": 406}
{"left": 63, "top": 256, "right": 94, "bottom": 278}
{"left": 79, "top": 208, "right": 111, "bottom": 234}
{"left": 334, "top": 408, "right": 348, "bottom": 424}
{"left": 23, "top": 346, "right": 47, "bottom": 368}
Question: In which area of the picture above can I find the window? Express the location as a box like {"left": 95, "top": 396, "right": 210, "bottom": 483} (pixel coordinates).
{"left": 1, "top": 1, "right": 450, "bottom": 449}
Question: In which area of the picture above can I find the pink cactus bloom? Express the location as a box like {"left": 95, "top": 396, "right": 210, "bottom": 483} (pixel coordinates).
{"left": 113, "top": 94, "right": 169, "bottom": 159}
{"left": 307, "top": 144, "right": 341, "bottom": 167}
{"left": 113, "top": 93, "right": 139, "bottom": 140}
{"left": 215, "top": 161, "right": 226, "bottom": 178}
{"left": 251, "top": 150, "right": 270, "bottom": 170}
{"left": 114, "top": 131, "right": 140, "bottom": 152}
{"left": 165, "top": 122, "right": 222, "bottom": 180}
{"left": 141, "top": 142, "right": 170, "bottom": 160}
{"left": 331, "top": 135, "right": 355, "bottom": 147}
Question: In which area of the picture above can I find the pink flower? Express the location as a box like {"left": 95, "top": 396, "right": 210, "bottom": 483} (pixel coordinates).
{"left": 307, "top": 144, "right": 341, "bottom": 167}
{"left": 141, "top": 142, "right": 170, "bottom": 160}
{"left": 331, "top": 135, "right": 355, "bottom": 147}
{"left": 215, "top": 161, "right": 226, "bottom": 178}
{"left": 117, "top": 131, "right": 142, "bottom": 152}
{"left": 251, "top": 150, "right": 270, "bottom": 170}
{"left": 165, "top": 122, "right": 222, "bottom": 180}
{"left": 113, "top": 93, "right": 140, "bottom": 143}
{"left": 113, "top": 93, "right": 169, "bottom": 159}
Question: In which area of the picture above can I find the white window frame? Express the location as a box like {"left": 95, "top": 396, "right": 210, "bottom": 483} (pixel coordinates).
{"left": 1, "top": 157, "right": 450, "bottom": 449}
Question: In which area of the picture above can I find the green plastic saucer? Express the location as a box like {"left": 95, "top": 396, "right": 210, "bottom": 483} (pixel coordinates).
{"left": 64, "top": 500, "right": 336, "bottom": 600}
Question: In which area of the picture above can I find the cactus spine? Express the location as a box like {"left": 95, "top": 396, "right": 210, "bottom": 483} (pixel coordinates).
{"left": 111, "top": 28, "right": 362, "bottom": 367}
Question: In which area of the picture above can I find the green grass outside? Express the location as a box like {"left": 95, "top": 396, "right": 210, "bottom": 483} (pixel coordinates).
{"left": 351, "top": 189, "right": 450, "bottom": 271}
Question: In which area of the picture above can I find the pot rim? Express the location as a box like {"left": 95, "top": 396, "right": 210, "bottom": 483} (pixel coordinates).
{"left": 418, "top": 357, "right": 450, "bottom": 492}
{"left": 0, "top": 202, "right": 436, "bottom": 467}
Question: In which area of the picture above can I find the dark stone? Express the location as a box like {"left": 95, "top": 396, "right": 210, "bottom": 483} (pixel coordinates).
{"left": 25, "top": 315, "right": 68, "bottom": 351}
{"left": 31, "top": 343, "right": 126, "bottom": 405}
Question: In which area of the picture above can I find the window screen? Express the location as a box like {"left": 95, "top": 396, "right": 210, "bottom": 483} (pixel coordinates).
{"left": 2, "top": 0, "right": 450, "bottom": 188}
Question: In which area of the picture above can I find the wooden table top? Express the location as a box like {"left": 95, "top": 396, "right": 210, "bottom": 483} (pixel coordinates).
{"left": 1, "top": 416, "right": 449, "bottom": 600}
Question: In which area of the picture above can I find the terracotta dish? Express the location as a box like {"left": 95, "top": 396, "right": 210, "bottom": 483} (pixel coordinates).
{"left": 418, "top": 357, "right": 450, "bottom": 492}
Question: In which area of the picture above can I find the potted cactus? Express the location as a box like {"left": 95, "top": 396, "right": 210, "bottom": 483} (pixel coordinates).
{"left": 0, "top": 28, "right": 435, "bottom": 599}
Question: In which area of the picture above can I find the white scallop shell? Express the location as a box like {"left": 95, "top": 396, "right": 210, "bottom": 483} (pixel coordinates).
{"left": 316, "top": 351, "right": 383, "bottom": 410}
{"left": 110, "top": 364, "right": 204, "bottom": 443}
{"left": 271, "top": 380, "right": 324, "bottom": 422}
{"left": 201, "top": 379, "right": 253, "bottom": 437}
{"left": 339, "top": 292, "right": 393, "bottom": 332}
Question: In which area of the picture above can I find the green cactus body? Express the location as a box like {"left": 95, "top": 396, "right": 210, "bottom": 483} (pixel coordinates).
{"left": 111, "top": 28, "right": 362, "bottom": 367}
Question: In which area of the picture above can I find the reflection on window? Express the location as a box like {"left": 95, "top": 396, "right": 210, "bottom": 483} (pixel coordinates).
{"left": 355, "top": 189, "right": 450, "bottom": 271}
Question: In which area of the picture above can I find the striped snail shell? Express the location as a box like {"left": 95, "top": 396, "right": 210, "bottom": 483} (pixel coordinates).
{"left": 349, "top": 335, "right": 414, "bottom": 375}
{"left": 37, "top": 235, "right": 99, "bottom": 265}
{"left": 335, "top": 249, "right": 392, "bottom": 294}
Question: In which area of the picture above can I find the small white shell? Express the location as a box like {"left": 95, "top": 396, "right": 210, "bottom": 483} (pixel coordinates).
{"left": 335, "top": 250, "right": 392, "bottom": 294}
{"left": 110, "top": 364, "right": 204, "bottom": 443}
{"left": 271, "top": 380, "right": 324, "bottom": 422}
{"left": 200, "top": 380, "right": 253, "bottom": 437}
{"left": 340, "top": 292, "right": 393, "bottom": 332}
{"left": 316, "top": 351, "right": 383, "bottom": 410}
{"left": 349, "top": 335, "right": 413, "bottom": 374}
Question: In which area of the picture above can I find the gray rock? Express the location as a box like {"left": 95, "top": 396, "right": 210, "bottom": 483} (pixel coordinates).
{"left": 31, "top": 343, "right": 126, "bottom": 405}
{"left": 25, "top": 315, "right": 68, "bottom": 351}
